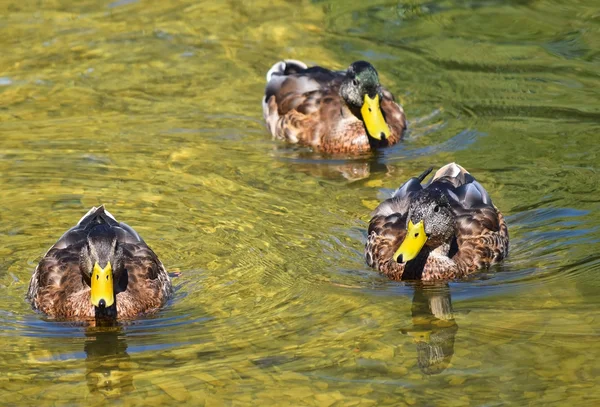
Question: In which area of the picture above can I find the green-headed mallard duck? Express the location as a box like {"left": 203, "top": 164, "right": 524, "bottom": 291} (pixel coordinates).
{"left": 262, "top": 59, "right": 407, "bottom": 154}
{"left": 365, "top": 163, "right": 509, "bottom": 280}
{"left": 27, "top": 206, "right": 171, "bottom": 320}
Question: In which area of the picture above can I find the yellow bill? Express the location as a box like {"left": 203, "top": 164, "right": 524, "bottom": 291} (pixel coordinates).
{"left": 394, "top": 220, "right": 428, "bottom": 263}
{"left": 90, "top": 262, "right": 114, "bottom": 307}
{"left": 361, "top": 94, "right": 390, "bottom": 140}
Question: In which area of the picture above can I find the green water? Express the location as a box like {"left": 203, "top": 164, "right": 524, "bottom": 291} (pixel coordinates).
{"left": 1, "top": 0, "right": 599, "bottom": 405}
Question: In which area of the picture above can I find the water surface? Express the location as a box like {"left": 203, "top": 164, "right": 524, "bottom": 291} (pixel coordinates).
{"left": 1, "top": 0, "right": 599, "bottom": 405}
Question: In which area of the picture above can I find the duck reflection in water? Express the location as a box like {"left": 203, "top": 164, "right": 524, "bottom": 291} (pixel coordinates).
{"left": 402, "top": 282, "right": 458, "bottom": 375}
{"left": 272, "top": 146, "right": 397, "bottom": 182}
{"left": 84, "top": 324, "right": 134, "bottom": 397}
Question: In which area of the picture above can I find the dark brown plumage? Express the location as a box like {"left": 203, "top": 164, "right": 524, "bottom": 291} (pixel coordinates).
{"left": 365, "top": 163, "right": 509, "bottom": 280}
{"left": 27, "top": 206, "right": 171, "bottom": 320}
{"left": 262, "top": 59, "right": 406, "bottom": 154}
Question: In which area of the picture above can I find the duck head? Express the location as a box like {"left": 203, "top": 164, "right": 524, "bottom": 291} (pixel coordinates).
{"left": 394, "top": 190, "right": 455, "bottom": 263}
{"left": 79, "top": 225, "right": 125, "bottom": 319}
{"left": 339, "top": 61, "right": 391, "bottom": 141}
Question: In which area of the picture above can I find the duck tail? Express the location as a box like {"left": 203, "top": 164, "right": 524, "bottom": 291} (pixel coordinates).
{"left": 265, "top": 59, "right": 308, "bottom": 82}
{"left": 432, "top": 162, "right": 469, "bottom": 181}
{"left": 76, "top": 205, "right": 119, "bottom": 229}
{"left": 431, "top": 162, "right": 480, "bottom": 190}
{"left": 417, "top": 166, "right": 434, "bottom": 183}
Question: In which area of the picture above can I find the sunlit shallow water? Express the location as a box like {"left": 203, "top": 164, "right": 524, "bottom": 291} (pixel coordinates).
{"left": 1, "top": 0, "right": 599, "bottom": 405}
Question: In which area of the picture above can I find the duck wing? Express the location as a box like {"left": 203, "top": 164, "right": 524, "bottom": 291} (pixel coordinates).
{"left": 52, "top": 206, "right": 144, "bottom": 250}
{"left": 264, "top": 60, "right": 342, "bottom": 112}
{"left": 263, "top": 60, "right": 348, "bottom": 147}
{"left": 428, "top": 163, "right": 509, "bottom": 272}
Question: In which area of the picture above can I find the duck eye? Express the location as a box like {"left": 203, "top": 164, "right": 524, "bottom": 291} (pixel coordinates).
{"left": 434, "top": 205, "right": 440, "bottom": 213}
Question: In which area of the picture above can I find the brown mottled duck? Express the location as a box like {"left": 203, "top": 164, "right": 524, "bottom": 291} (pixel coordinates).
{"left": 262, "top": 59, "right": 407, "bottom": 154}
{"left": 27, "top": 206, "right": 171, "bottom": 320}
{"left": 365, "top": 163, "right": 509, "bottom": 280}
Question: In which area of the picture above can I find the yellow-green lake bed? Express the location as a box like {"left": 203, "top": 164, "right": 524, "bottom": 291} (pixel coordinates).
{"left": 1, "top": 0, "right": 599, "bottom": 405}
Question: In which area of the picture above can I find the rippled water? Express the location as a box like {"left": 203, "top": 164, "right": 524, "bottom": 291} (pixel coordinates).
{"left": 1, "top": 0, "right": 599, "bottom": 405}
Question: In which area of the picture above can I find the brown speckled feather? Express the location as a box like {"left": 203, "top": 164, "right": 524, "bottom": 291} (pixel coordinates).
{"left": 452, "top": 208, "right": 509, "bottom": 274}
{"left": 263, "top": 60, "right": 406, "bottom": 154}
{"left": 365, "top": 163, "right": 509, "bottom": 280}
{"left": 27, "top": 206, "right": 171, "bottom": 319}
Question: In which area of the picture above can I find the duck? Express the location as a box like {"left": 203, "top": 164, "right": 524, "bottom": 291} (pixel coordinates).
{"left": 262, "top": 59, "right": 407, "bottom": 154}
{"left": 365, "top": 163, "right": 509, "bottom": 280}
{"left": 27, "top": 206, "right": 172, "bottom": 320}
